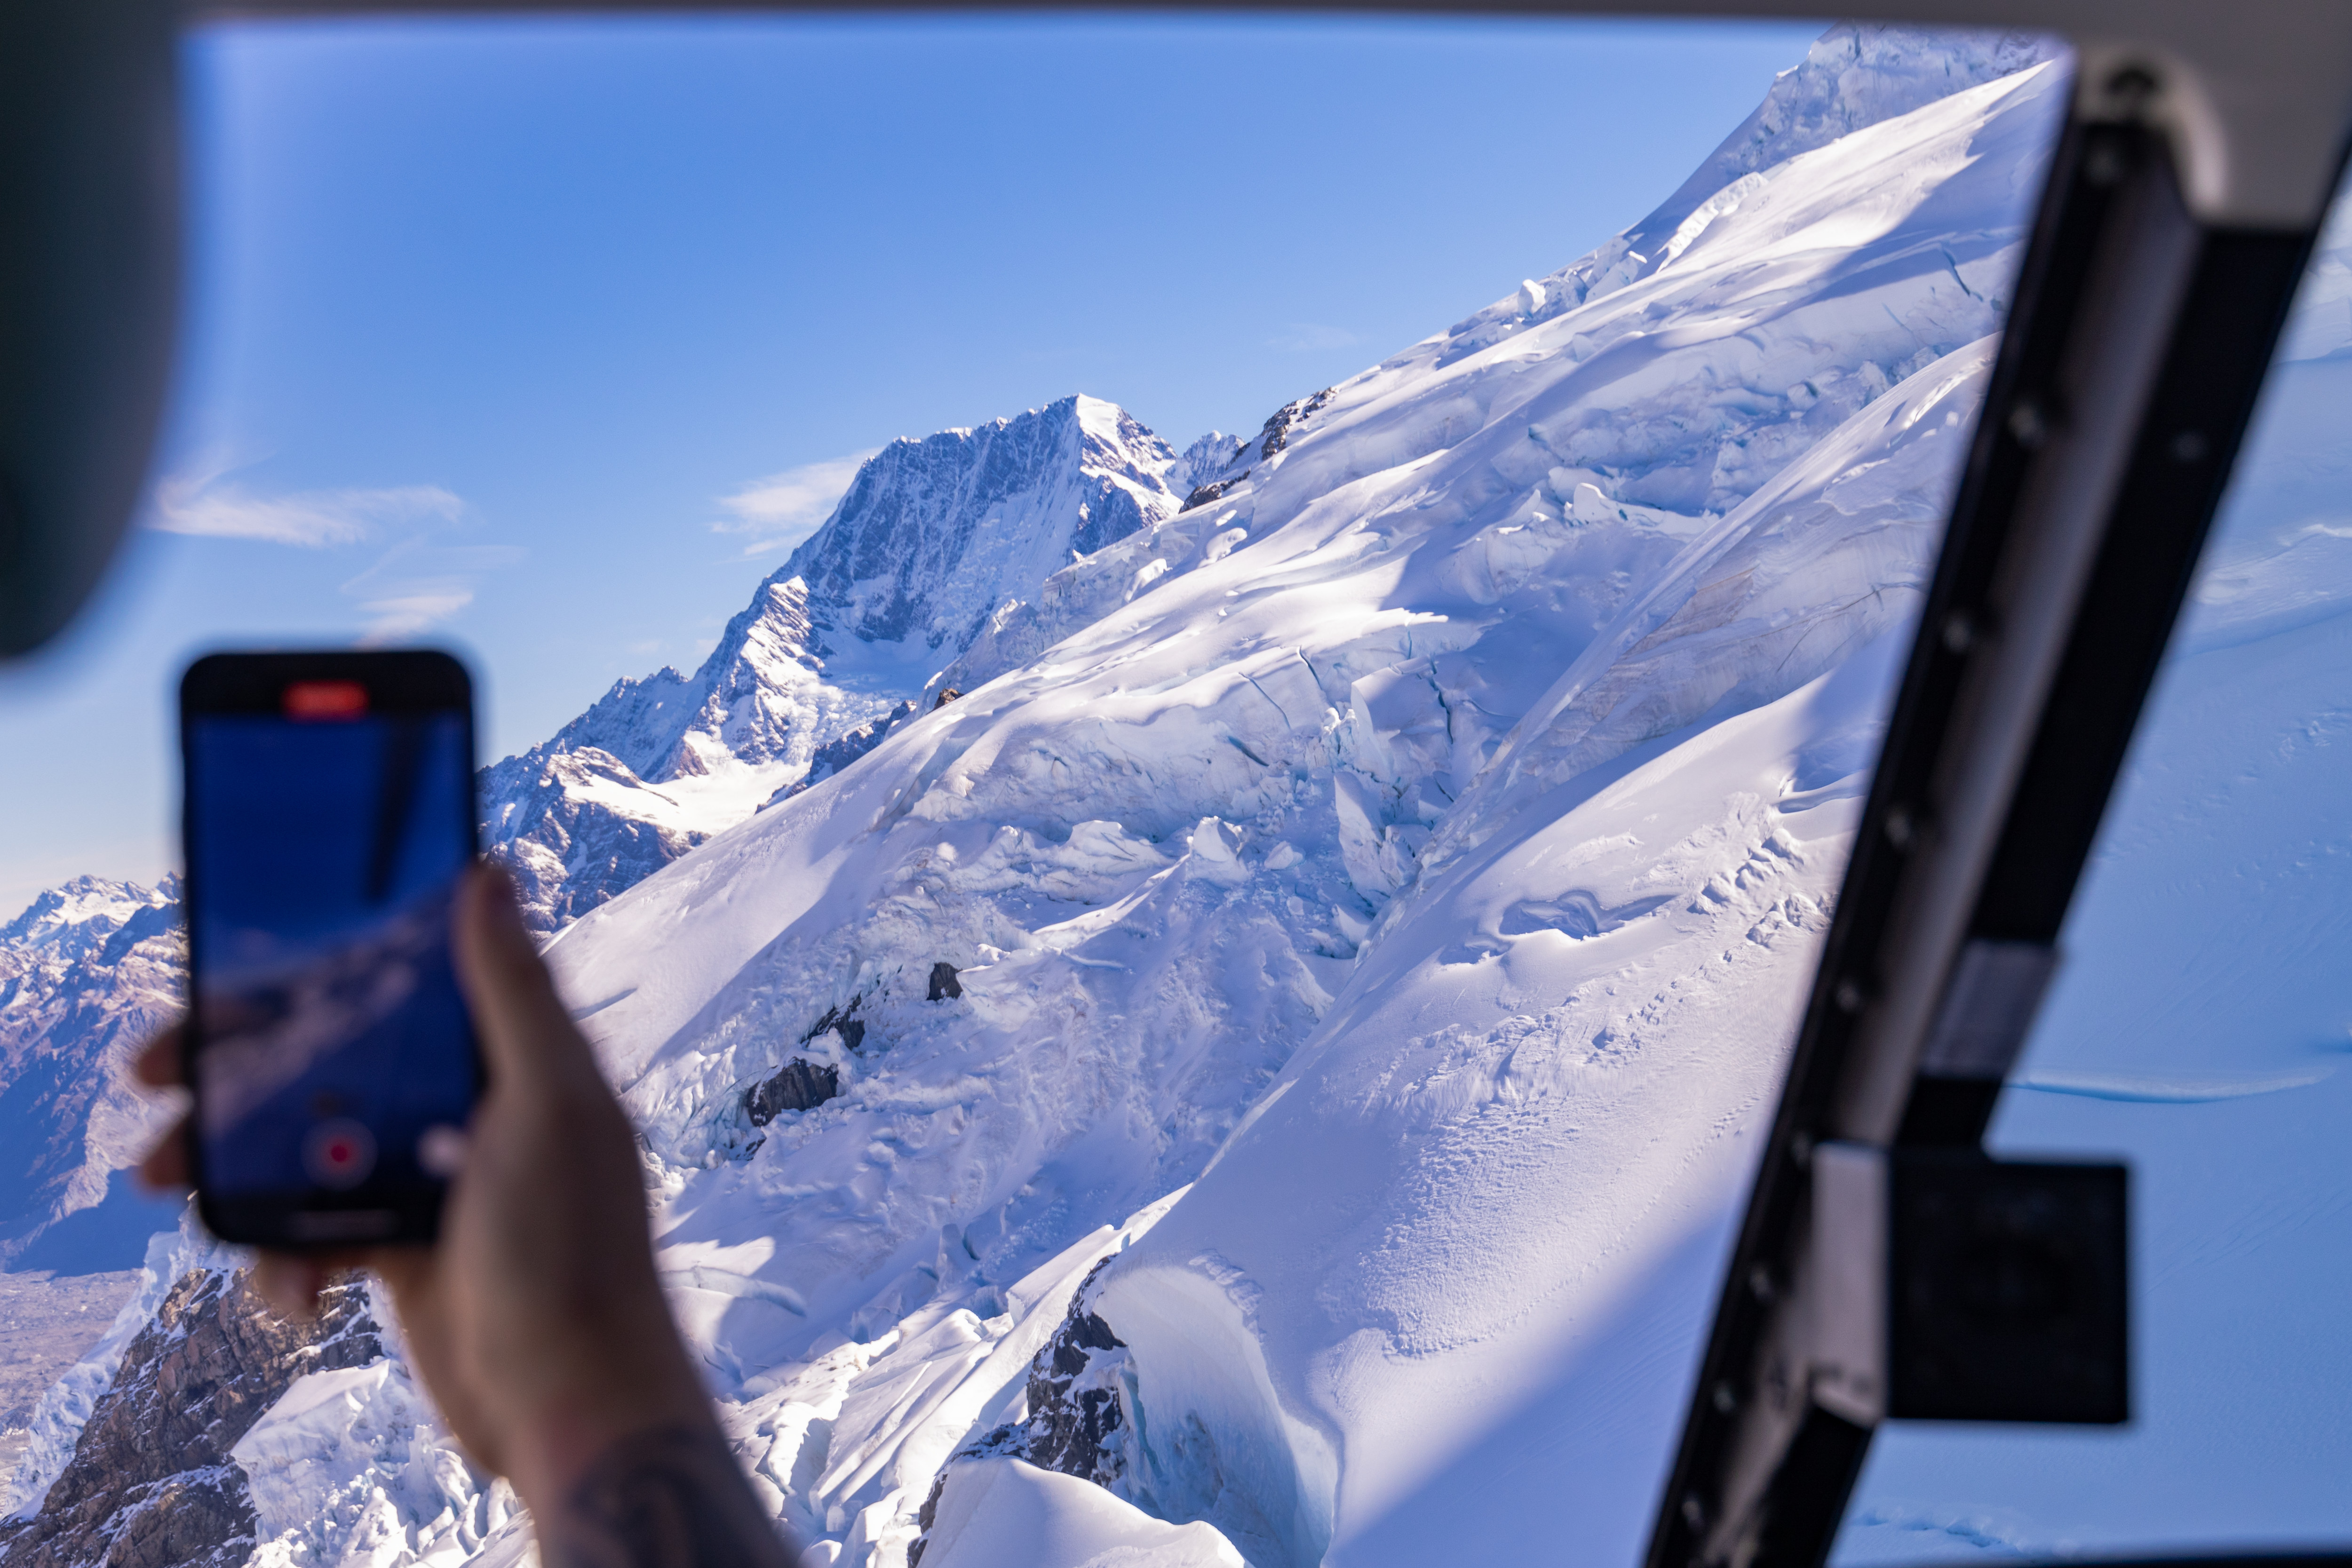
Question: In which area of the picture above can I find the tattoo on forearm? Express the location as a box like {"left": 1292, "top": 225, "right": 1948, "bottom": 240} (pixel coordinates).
{"left": 539, "top": 1424, "right": 797, "bottom": 1568}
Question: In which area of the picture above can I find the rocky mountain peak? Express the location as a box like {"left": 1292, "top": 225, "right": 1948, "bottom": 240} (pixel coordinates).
{"left": 779, "top": 393, "right": 1184, "bottom": 662}
{"left": 479, "top": 394, "right": 1185, "bottom": 937}
{"left": 0, "top": 878, "right": 177, "bottom": 968}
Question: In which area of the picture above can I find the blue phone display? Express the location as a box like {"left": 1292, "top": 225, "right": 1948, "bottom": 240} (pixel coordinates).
{"left": 185, "top": 708, "right": 477, "bottom": 1212}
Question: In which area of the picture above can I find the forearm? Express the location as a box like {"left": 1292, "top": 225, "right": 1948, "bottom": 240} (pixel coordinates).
{"left": 532, "top": 1421, "right": 800, "bottom": 1568}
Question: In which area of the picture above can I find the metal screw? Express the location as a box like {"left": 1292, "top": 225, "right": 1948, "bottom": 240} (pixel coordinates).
{"left": 1682, "top": 1492, "right": 1708, "bottom": 1530}
{"left": 1836, "top": 978, "right": 1866, "bottom": 1014}
{"left": 2170, "top": 430, "right": 2209, "bottom": 463}
{"left": 2081, "top": 138, "right": 2130, "bottom": 187}
{"left": 1941, "top": 612, "right": 1976, "bottom": 654}
{"left": 1884, "top": 806, "right": 1915, "bottom": 850}
{"left": 1749, "top": 1264, "right": 1776, "bottom": 1303}
{"left": 1712, "top": 1380, "right": 1739, "bottom": 1415}
{"left": 2007, "top": 400, "right": 2050, "bottom": 451}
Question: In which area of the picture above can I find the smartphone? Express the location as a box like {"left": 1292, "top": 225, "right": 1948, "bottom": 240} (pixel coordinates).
{"left": 179, "top": 650, "right": 482, "bottom": 1248}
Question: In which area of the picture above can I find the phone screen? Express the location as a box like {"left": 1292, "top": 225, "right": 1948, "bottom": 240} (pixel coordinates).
{"left": 183, "top": 661, "right": 479, "bottom": 1243}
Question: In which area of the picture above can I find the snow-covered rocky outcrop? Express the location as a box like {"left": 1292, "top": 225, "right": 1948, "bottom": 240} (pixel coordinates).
{"left": 0, "top": 1225, "right": 382, "bottom": 1568}
{"left": 0, "top": 878, "right": 185, "bottom": 1268}
{"left": 483, "top": 395, "right": 1185, "bottom": 937}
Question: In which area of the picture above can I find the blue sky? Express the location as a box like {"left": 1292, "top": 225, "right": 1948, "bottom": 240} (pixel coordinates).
{"left": 0, "top": 12, "right": 1823, "bottom": 914}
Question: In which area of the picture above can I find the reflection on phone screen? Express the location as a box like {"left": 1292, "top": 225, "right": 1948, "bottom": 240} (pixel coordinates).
{"left": 187, "top": 708, "right": 477, "bottom": 1206}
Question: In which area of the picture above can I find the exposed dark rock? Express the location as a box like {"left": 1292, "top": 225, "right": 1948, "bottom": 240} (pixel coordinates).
{"left": 926, "top": 963, "right": 962, "bottom": 1002}
{"left": 909, "top": 1471, "right": 948, "bottom": 1568}
{"left": 903, "top": 1260, "right": 1134, "bottom": 1568}
{"left": 911, "top": 1260, "right": 1133, "bottom": 1563}
{"left": 1253, "top": 386, "right": 1335, "bottom": 461}
{"left": 1179, "top": 472, "right": 1249, "bottom": 513}
{"left": 1173, "top": 389, "right": 1332, "bottom": 514}
{"left": 0, "top": 1267, "right": 380, "bottom": 1568}
{"left": 802, "top": 999, "right": 865, "bottom": 1054}
{"left": 966, "top": 1260, "right": 1130, "bottom": 1483}
{"left": 931, "top": 688, "right": 964, "bottom": 711}
{"left": 744, "top": 1059, "right": 841, "bottom": 1126}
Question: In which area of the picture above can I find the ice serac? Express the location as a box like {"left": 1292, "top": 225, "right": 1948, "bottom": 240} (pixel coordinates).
{"left": 483, "top": 396, "right": 1183, "bottom": 938}
{"left": 0, "top": 877, "right": 184, "bottom": 1266}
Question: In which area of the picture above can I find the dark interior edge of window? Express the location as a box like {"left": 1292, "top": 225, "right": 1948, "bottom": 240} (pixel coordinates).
{"left": 1644, "top": 90, "right": 2345, "bottom": 1568}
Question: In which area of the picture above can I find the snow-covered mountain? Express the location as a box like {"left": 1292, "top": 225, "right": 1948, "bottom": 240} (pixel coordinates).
{"left": 484, "top": 394, "right": 1186, "bottom": 936}
{"left": 4, "top": 22, "right": 2075, "bottom": 1564}
{"left": 0, "top": 878, "right": 185, "bottom": 1272}
{"left": 510, "top": 27, "right": 2055, "bottom": 1568}
{"left": 33, "top": 19, "right": 2349, "bottom": 1568}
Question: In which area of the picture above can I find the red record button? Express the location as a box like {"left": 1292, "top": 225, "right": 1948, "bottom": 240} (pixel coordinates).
{"left": 304, "top": 1118, "right": 377, "bottom": 1189}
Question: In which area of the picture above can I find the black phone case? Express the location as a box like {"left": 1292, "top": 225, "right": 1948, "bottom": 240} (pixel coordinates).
{"left": 179, "top": 649, "right": 483, "bottom": 1250}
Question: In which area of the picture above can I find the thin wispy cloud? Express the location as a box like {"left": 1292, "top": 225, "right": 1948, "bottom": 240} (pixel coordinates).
{"left": 1268, "top": 323, "right": 1361, "bottom": 353}
{"left": 342, "top": 540, "right": 528, "bottom": 644}
{"left": 714, "top": 450, "right": 878, "bottom": 557}
{"left": 152, "top": 468, "right": 463, "bottom": 547}
{"left": 149, "top": 459, "right": 521, "bottom": 641}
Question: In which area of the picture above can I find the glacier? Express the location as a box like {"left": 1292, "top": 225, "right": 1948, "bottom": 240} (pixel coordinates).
{"left": 14, "top": 15, "right": 2352, "bottom": 1568}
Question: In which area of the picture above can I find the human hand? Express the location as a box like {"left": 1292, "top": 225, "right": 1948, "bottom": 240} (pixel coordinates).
{"left": 135, "top": 868, "right": 792, "bottom": 1563}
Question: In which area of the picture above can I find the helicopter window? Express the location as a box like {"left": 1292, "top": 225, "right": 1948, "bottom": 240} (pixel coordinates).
{"left": 0, "top": 13, "right": 2107, "bottom": 1566}
{"left": 1833, "top": 160, "right": 2352, "bottom": 1563}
